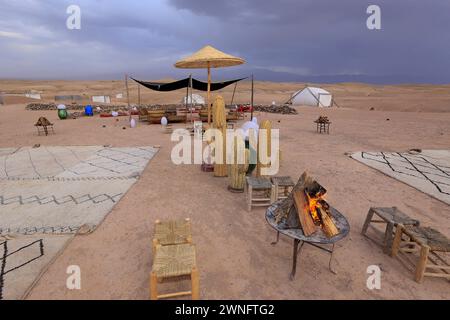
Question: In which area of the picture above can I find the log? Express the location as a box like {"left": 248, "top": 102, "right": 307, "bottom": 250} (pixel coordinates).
{"left": 293, "top": 190, "right": 317, "bottom": 236}
{"left": 317, "top": 201, "right": 339, "bottom": 238}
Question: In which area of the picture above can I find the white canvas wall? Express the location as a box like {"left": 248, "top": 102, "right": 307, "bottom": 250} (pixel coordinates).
{"left": 291, "top": 87, "right": 333, "bottom": 107}
{"left": 92, "top": 96, "right": 111, "bottom": 103}
{"left": 182, "top": 94, "right": 205, "bottom": 105}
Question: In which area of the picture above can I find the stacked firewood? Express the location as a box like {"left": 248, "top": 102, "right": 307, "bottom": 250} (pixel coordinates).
{"left": 274, "top": 172, "right": 340, "bottom": 238}
{"left": 253, "top": 104, "right": 298, "bottom": 115}
{"left": 314, "top": 115, "right": 330, "bottom": 124}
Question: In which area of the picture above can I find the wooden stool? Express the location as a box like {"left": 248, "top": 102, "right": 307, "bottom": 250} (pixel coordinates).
{"left": 245, "top": 176, "right": 276, "bottom": 212}
{"left": 362, "top": 207, "right": 420, "bottom": 253}
{"left": 153, "top": 219, "right": 192, "bottom": 254}
{"left": 271, "top": 176, "right": 295, "bottom": 200}
{"left": 150, "top": 243, "right": 199, "bottom": 300}
{"left": 391, "top": 225, "right": 450, "bottom": 283}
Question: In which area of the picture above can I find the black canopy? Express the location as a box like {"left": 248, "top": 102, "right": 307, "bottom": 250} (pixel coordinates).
{"left": 131, "top": 77, "right": 247, "bottom": 92}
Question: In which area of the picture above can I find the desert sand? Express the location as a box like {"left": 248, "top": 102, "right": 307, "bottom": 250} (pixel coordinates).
{"left": 0, "top": 80, "right": 449, "bottom": 300}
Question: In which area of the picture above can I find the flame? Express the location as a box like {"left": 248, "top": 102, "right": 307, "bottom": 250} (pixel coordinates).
{"left": 307, "top": 194, "right": 322, "bottom": 226}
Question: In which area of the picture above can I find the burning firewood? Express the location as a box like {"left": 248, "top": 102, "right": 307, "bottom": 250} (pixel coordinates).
{"left": 278, "top": 172, "right": 340, "bottom": 238}
{"left": 293, "top": 190, "right": 317, "bottom": 236}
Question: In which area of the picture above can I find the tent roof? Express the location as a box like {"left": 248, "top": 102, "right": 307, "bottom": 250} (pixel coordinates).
{"left": 174, "top": 45, "right": 245, "bottom": 69}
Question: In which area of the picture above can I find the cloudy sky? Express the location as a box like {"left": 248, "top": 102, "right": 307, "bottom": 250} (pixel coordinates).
{"left": 1, "top": 0, "right": 449, "bottom": 83}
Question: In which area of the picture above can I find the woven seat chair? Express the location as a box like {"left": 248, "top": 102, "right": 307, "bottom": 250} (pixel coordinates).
{"left": 150, "top": 243, "right": 199, "bottom": 300}
{"left": 391, "top": 224, "right": 450, "bottom": 283}
{"left": 152, "top": 219, "right": 192, "bottom": 255}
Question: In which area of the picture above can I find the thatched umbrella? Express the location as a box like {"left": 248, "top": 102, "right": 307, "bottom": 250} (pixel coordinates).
{"left": 175, "top": 45, "right": 245, "bottom": 125}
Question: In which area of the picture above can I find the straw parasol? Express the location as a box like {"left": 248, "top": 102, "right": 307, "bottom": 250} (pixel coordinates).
{"left": 175, "top": 45, "right": 245, "bottom": 125}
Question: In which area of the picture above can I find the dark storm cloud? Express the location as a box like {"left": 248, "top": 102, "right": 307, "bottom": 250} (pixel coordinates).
{"left": 0, "top": 0, "right": 449, "bottom": 82}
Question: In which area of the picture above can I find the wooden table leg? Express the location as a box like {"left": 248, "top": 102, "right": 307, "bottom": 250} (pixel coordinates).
{"left": 383, "top": 222, "right": 395, "bottom": 254}
{"left": 361, "top": 208, "right": 375, "bottom": 235}
{"left": 415, "top": 245, "right": 430, "bottom": 283}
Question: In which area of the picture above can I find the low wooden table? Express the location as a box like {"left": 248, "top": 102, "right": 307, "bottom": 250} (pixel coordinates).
{"left": 362, "top": 207, "right": 420, "bottom": 253}
{"left": 266, "top": 201, "right": 350, "bottom": 280}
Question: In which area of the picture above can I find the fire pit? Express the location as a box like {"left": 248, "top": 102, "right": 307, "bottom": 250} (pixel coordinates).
{"left": 265, "top": 172, "right": 350, "bottom": 280}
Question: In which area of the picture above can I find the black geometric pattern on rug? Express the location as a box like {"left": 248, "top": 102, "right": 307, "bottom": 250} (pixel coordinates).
{"left": 0, "top": 239, "right": 44, "bottom": 300}
{"left": 0, "top": 193, "right": 124, "bottom": 206}
{"left": 361, "top": 152, "right": 450, "bottom": 196}
{"left": 0, "top": 226, "right": 79, "bottom": 236}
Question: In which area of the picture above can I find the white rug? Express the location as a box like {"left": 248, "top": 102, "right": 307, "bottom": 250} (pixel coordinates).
{"left": 351, "top": 150, "right": 450, "bottom": 205}
{"left": 0, "top": 146, "right": 158, "bottom": 299}
{"left": 0, "top": 235, "right": 73, "bottom": 300}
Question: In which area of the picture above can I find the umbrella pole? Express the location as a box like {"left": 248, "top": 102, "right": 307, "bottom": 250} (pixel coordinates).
{"left": 125, "top": 74, "right": 131, "bottom": 122}
{"left": 251, "top": 74, "right": 254, "bottom": 121}
{"left": 207, "top": 62, "right": 211, "bottom": 125}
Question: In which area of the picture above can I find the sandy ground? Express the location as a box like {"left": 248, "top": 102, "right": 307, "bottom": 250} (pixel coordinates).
{"left": 0, "top": 81, "right": 449, "bottom": 300}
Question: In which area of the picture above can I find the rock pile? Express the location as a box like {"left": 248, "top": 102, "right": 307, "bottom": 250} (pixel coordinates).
{"left": 252, "top": 104, "right": 298, "bottom": 115}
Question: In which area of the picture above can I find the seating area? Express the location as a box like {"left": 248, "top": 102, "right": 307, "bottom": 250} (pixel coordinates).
{"left": 150, "top": 219, "right": 199, "bottom": 300}
{"left": 391, "top": 225, "right": 450, "bottom": 283}
{"left": 362, "top": 207, "right": 450, "bottom": 283}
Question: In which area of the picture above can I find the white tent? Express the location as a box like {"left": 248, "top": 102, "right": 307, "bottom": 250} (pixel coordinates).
{"left": 182, "top": 94, "right": 205, "bottom": 105}
{"left": 92, "top": 95, "right": 111, "bottom": 104}
{"left": 291, "top": 87, "right": 333, "bottom": 107}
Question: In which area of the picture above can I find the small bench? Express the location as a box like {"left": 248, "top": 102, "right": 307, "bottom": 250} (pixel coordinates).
{"left": 245, "top": 176, "right": 276, "bottom": 212}
{"left": 391, "top": 225, "right": 450, "bottom": 283}
{"left": 361, "top": 207, "right": 420, "bottom": 253}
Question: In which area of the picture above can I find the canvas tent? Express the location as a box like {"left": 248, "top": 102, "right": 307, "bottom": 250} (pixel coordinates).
{"left": 25, "top": 92, "right": 41, "bottom": 100}
{"left": 290, "top": 87, "right": 333, "bottom": 107}
{"left": 182, "top": 94, "right": 205, "bottom": 105}
{"left": 92, "top": 95, "right": 111, "bottom": 103}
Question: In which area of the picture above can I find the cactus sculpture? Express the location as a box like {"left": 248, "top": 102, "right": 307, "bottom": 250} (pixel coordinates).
{"left": 213, "top": 96, "right": 228, "bottom": 177}
{"left": 228, "top": 140, "right": 249, "bottom": 192}
{"left": 256, "top": 120, "right": 272, "bottom": 177}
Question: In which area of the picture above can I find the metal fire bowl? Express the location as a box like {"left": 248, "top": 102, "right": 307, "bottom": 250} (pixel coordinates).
{"left": 266, "top": 200, "right": 350, "bottom": 245}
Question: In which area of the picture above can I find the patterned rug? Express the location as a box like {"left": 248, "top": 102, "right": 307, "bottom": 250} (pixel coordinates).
{"left": 0, "top": 146, "right": 159, "bottom": 299}
{"left": 351, "top": 150, "right": 450, "bottom": 205}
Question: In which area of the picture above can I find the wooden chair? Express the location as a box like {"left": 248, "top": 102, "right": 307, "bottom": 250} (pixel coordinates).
{"left": 152, "top": 219, "right": 192, "bottom": 255}
{"left": 391, "top": 224, "right": 450, "bottom": 283}
{"left": 150, "top": 243, "right": 199, "bottom": 300}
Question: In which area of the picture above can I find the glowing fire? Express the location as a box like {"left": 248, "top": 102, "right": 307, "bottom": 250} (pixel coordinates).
{"left": 307, "top": 194, "right": 323, "bottom": 226}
